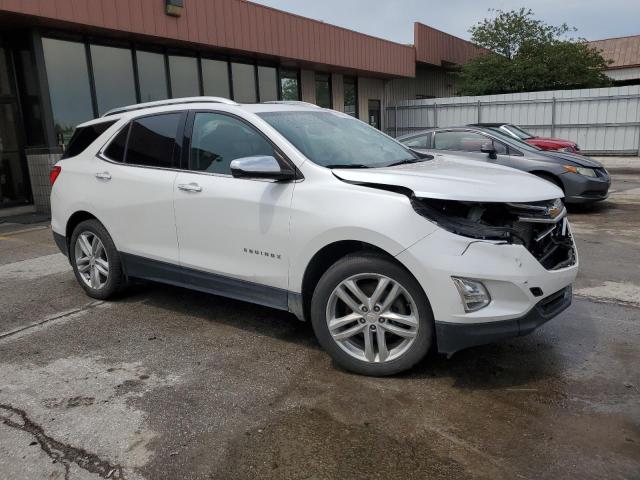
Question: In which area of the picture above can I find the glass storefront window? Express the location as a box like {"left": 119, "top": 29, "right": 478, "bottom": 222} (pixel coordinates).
{"left": 258, "top": 66, "right": 278, "bottom": 102}
{"left": 0, "top": 48, "right": 11, "bottom": 95}
{"left": 202, "top": 59, "right": 230, "bottom": 98}
{"left": 15, "top": 49, "right": 45, "bottom": 146}
{"left": 168, "top": 55, "right": 200, "bottom": 98}
{"left": 280, "top": 70, "right": 300, "bottom": 101}
{"left": 42, "top": 38, "right": 94, "bottom": 144}
{"left": 343, "top": 76, "right": 357, "bottom": 117}
{"left": 0, "top": 104, "right": 30, "bottom": 206}
{"left": 315, "top": 73, "right": 331, "bottom": 108}
{"left": 231, "top": 63, "right": 256, "bottom": 103}
{"left": 137, "top": 51, "right": 168, "bottom": 102}
{"left": 90, "top": 44, "right": 136, "bottom": 115}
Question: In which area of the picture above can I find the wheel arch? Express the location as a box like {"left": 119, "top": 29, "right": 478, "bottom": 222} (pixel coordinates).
{"left": 298, "top": 240, "right": 410, "bottom": 322}
{"left": 65, "top": 211, "right": 105, "bottom": 251}
{"left": 530, "top": 170, "right": 565, "bottom": 192}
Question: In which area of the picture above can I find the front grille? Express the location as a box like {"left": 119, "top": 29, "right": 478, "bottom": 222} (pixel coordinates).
{"left": 580, "top": 190, "right": 608, "bottom": 199}
{"left": 410, "top": 197, "right": 576, "bottom": 271}
{"left": 511, "top": 213, "right": 575, "bottom": 270}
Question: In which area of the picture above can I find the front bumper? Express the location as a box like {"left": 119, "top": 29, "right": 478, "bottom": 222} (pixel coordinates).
{"left": 435, "top": 286, "right": 572, "bottom": 354}
{"left": 396, "top": 228, "right": 578, "bottom": 353}
{"left": 562, "top": 171, "right": 611, "bottom": 204}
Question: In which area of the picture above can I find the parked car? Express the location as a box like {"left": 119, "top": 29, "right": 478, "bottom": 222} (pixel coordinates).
{"left": 51, "top": 97, "right": 577, "bottom": 376}
{"left": 469, "top": 122, "right": 581, "bottom": 153}
{"left": 399, "top": 126, "right": 610, "bottom": 204}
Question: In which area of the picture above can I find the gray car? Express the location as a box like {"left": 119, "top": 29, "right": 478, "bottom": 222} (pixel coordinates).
{"left": 398, "top": 126, "right": 610, "bottom": 204}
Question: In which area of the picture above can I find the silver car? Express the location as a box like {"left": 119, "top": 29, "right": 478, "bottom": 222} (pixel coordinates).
{"left": 398, "top": 126, "right": 610, "bottom": 204}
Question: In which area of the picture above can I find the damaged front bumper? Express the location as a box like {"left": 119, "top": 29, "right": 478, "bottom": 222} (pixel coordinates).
{"left": 435, "top": 286, "right": 572, "bottom": 354}
{"left": 396, "top": 226, "right": 578, "bottom": 354}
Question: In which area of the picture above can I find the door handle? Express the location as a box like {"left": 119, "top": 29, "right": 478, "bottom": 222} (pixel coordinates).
{"left": 95, "top": 171, "right": 111, "bottom": 180}
{"left": 177, "top": 182, "right": 202, "bottom": 193}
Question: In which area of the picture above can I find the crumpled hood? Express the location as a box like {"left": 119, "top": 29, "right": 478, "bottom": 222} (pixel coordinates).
{"left": 537, "top": 150, "right": 604, "bottom": 168}
{"left": 333, "top": 154, "right": 564, "bottom": 203}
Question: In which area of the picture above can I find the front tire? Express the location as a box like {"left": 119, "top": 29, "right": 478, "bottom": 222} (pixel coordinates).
{"left": 310, "top": 252, "right": 434, "bottom": 376}
{"left": 70, "top": 219, "right": 125, "bottom": 300}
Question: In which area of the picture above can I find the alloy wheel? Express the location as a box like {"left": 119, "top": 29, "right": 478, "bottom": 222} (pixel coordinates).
{"left": 326, "top": 273, "right": 419, "bottom": 363}
{"left": 74, "top": 231, "right": 109, "bottom": 289}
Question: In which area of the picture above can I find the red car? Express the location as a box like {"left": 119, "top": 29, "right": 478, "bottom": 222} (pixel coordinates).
{"left": 471, "top": 123, "right": 581, "bottom": 154}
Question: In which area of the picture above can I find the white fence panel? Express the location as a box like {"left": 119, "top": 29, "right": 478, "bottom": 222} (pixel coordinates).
{"left": 386, "top": 85, "right": 640, "bottom": 155}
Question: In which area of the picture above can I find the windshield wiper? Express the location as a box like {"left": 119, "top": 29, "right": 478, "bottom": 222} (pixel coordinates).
{"left": 324, "top": 164, "right": 371, "bottom": 169}
{"left": 386, "top": 158, "right": 428, "bottom": 167}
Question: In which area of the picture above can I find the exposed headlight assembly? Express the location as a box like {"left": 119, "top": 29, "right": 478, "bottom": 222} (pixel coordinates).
{"left": 411, "top": 197, "right": 564, "bottom": 243}
{"left": 564, "top": 165, "right": 597, "bottom": 177}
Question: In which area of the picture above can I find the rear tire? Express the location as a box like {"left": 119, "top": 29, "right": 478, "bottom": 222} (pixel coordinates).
{"left": 70, "top": 219, "right": 125, "bottom": 300}
{"left": 310, "top": 252, "right": 434, "bottom": 376}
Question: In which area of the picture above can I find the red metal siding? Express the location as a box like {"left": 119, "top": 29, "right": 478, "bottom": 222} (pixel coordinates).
{"left": 414, "top": 22, "right": 485, "bottom": 66}
{"left": 0, "top": 0, "right": 415, "bottom": 77}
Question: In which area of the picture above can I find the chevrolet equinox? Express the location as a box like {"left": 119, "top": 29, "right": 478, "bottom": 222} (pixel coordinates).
{"left": 51, "top": 97, "right": 578, "bottom": 376}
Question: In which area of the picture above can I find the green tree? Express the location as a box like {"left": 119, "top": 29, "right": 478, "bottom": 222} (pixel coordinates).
{"left": 458, "top": 8, "right": 611, "bottom": 95}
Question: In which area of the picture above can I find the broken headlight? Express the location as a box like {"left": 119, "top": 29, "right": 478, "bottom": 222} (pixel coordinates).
{"left": 411, "top": 197, "right": 566, "bottom": 245}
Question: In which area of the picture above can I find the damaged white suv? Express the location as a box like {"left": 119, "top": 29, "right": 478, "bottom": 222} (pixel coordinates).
{"left": 51, "top": 98, "right": 577, "bottom": 376}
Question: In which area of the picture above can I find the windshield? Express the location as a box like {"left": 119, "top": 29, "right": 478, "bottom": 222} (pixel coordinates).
{"left": 257, "top": 110, "right": 418, "bottom": 168}
{"left": 504, "top": 124, "right": 534, "bottom": 140}
{"left": 486, "top": 128, "right": 542, "bottom": 152}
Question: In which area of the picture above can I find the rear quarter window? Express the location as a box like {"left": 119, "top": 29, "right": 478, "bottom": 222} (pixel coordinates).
{"left": 62, "top": 120, "right": 117, "bottom": 159}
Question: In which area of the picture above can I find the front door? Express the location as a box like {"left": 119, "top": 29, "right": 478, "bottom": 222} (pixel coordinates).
{"left": 368, "top": 99, "right": 381, "bottom": 130}
{"left": 0, "top": 46, "right": 31, "bottom": 209}
{"left": 173, "top": 111, "right": 294, "bottom": 303}
{"left": 430, "top": 130, "right": 511, "bottom": 165}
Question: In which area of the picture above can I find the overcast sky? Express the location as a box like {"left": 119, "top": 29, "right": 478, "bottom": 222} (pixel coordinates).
{"left": 250, "top": 0, "right": 639, "bottom": 44}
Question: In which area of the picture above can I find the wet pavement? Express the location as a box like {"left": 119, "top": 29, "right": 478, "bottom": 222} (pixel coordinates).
{"left": 0, "top": 168, "right": 638, "bottom": 479}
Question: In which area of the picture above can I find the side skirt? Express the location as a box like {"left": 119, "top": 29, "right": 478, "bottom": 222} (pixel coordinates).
{"left": 120, "top": 252, "right": 298, "bottom": 315}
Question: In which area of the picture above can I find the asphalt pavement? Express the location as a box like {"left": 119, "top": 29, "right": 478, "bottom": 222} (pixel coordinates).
{"left": 0, "top": 166, "right": 638, "bottom": 480}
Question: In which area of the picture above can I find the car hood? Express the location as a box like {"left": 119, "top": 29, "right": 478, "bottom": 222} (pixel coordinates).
{"left": 333, "top": 154, "right": 563, "bottom": 203}
{"left": 528, "top": 136, "right": 576, "bottom": 147}
{"left": 537, "top": 150, "right": 603, "bottom": 168}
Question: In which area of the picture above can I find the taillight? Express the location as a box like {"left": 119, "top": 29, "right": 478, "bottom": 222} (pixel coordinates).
{"left": 50, "top": 166, "right": 62, "bottom": 186}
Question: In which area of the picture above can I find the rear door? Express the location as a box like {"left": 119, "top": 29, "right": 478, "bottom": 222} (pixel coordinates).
{"left": 94, "top": 112, "right": 185, "bottom": 264}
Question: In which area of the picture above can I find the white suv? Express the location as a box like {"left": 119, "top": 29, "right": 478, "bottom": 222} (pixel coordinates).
{"left": 51, "top": 97, "right": 578, "bottom": 376}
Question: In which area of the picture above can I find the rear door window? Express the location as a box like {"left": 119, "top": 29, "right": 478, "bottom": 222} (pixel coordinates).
{"left": 62, "top": 120, "right": 116, "bottom": 158}
{"left": 125, "top": 113, "right": 182, "bottom": 168}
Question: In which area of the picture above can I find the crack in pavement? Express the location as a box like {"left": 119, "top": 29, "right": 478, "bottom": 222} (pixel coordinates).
{"left": 575, "top": 293, "right": 640, "bottom": 309}
{"left": 0, "top": 301, "right": 105, "bottom": 341}
{"left": 0, "top": 404, "right": 126, "bottom": 480}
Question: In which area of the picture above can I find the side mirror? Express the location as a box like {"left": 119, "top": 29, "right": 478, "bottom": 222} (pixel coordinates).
{"left": 411, "top": 149, "right": 434, "bottom": 159}
{"left": 230, "top": 155, "right": 296, "bottom": 181}
{"left": 481, "top": 142, "right": 497, "bottom": 159}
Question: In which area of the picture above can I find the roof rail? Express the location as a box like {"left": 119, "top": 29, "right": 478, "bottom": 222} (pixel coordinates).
{"left": 262, "top": 100, "right": 321, "bottom": 108}
{"left": 102, "top": 97, "right": 239, "bottom": 117}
